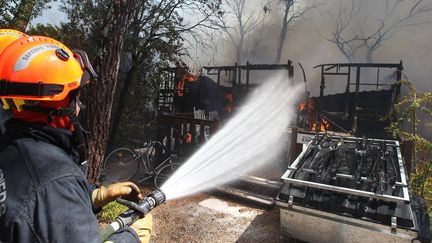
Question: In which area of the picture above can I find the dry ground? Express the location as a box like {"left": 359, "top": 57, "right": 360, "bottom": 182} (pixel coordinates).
{"left": 116, "top": 155, "right": 290, "bottom": 242}
{"left": 142, "top": 157, "right": 288, "bottom": 242}
{"left": 148, "top": 191, "right": 283, "bottom": 243}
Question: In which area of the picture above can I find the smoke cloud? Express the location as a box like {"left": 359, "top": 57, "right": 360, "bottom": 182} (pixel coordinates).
{"left": 194, "top": 0, "right": 432, "bottom": 139}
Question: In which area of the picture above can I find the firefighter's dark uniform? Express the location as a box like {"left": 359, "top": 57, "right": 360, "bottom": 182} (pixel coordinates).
{"left": 0, "top": 119, "right": 139, "bottom": 243}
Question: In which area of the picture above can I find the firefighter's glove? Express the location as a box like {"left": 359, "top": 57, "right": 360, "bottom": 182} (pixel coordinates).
{"left": 92, "top": 182, "right": 143, "bottom": 208}
{"left": 131, "top": 213, "right": 153, "bottom": 243}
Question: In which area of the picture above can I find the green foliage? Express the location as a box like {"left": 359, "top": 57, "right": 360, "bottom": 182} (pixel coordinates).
{"left": 26, "top": 0, "right": 221, "bottom": 169}
{"left": 386, "top": 80, "right": 432, "bottom": 167}
{"left": 410, "top": 163, "right": 432, "bottom": 216}
{"left": 0, "top": 0, "right": 55, "bottom": 30}
{"left": 97, "top": 201, "right": 128, "bottom": 222}
{"left": 27, "top": 23, "right": 88, "bottom": 50}
{"left": 106, "top": 0, "right": 221, "bottom": 148}
{"left": 386, "top": 79, "right": 432, "bottom": 216}
{"left": 0, "top": 0, "right": 17, "bottom": 26}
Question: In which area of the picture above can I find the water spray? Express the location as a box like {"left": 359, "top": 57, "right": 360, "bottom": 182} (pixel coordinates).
{"left": 161, "top": 74, "right": 303, "bottom": 200}
{"left": 102, "top": 73, "right": 301, "bottom": 240}
{"left": 100, "top": 189, "right": 166, "bottom": 241}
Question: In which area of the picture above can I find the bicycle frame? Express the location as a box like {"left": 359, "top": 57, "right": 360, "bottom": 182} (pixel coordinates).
{"left": 103, "top": 140, "right": 181, "bottom": 188}
{"left": 135, "top": 141, "right": 177, "bottom": 182}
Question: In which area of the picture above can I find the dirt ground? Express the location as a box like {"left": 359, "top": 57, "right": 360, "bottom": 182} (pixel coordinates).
{"left": 148, "top": 190, "right": 284, "bottom": 243}
{"left": 106, "top": 153, "right": 290, "bottom": 242}
{"left": 142, "top": 156, "right": 288, "bottom": 242}
{"left": 99, "top": 157, "right": 289, "bottom": 241}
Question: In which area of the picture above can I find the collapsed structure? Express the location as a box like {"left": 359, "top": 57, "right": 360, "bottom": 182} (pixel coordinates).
{"left": 152, "top": 60, "right": 429, "bottom": 242}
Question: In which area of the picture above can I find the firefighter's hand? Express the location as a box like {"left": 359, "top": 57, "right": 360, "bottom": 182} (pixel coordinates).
{"left": 131, "top": 213, "right": 153, "bottom": 243}
{"left": 92, "top": 182, "right": 143, "bottom": 208}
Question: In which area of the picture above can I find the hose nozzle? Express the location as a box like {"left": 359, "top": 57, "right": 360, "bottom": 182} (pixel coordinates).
{"left": 101, "top": 189, "right": 167, "bottom": 241}
{"left": 117, "top": 189, "right": 166, "bottom": 218}
{"left": 149, "top": 189, "right": 166, "bottom": 206}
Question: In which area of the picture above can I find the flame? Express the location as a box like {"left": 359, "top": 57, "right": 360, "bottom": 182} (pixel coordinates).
{"left": 225, "top": 93, "right": 233, "bottom": 113}
{"left": 298, "top": 98, "right": 329, "bottom": 132}
{"left": 311, "top": 117, "right": 330, "bottom": 132}
{"left": 177, "top": 79, "right": 184, "bottom": 96}
{"left": 185, "top": 132, "right": 192, "bottom": 144}
{"left": 298, "top": 98, "right": 314, "bottom": 113}
{"left": 176, "top": 72, "right": 198, "bottom": 97}
{"left": 298, "top": 102, "right": 306, "bottom": 111}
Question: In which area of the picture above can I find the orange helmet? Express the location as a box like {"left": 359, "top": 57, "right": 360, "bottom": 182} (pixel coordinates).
{"left": 0, "top": 36, "right": 96, "bottom": 103}
{"left": 0, "top": 35, "right": 95, "bottom": 163}
{"left": 0, "top": 29, "right": 28, "bottom": 55}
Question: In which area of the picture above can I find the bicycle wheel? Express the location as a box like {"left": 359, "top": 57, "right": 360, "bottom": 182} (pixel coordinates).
{"left": 102, "top": 148, "right": 139, "bottom": 183}
{"left": 154, "top": 162, "right": 181, "bottom": 189}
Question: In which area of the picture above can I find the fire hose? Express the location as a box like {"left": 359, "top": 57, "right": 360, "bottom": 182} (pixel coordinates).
{"left": 100, "top": 189, "right": 166, "bottom": 241}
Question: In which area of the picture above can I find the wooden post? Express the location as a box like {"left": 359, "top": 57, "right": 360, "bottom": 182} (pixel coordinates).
{"left": 288, "top": 60, "right": 293, "bottom": 85}
{"left": 289, "top": 127, "right": 298, "bottom": 164}
{"left": 402, "top": 139, "right": 414, "bottom": 177}
{"left": 210, "top": 119, "right": 219, "bottom": 136}
{"left": 200, "top": 121, "right": 205, "bottom": 144}
{"left": 246, "top": 61, "right": 250, "bottom": 90}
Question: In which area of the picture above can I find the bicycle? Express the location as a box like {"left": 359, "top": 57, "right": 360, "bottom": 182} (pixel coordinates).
{"left": 101, "top": 140, "right": 181, "bottom": 188}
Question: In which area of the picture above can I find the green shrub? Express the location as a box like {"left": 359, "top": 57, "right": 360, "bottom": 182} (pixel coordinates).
{"left": 97, "top": 201, "right": 128, "bottom": 222}
{"left": 410, "top": 163, "right": 432, "bottom": 217}
{"left": 386, "top": 79, "right": 432, "bottom": 225}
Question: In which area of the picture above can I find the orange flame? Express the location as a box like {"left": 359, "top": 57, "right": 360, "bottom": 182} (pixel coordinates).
{"left": 298, "top": 99, "right": 315, "bottom": 113}
{"left": 299, "top": 102, "right": 306, "bottom": 112}
{"left": 298, "top": 98, "right": 329, "bottom": 132}
{"left": 225, "top": 93, "right": 233, "bottom": 113}
{"left": 185, "top": 132, "right": 192, "bottom": 144}
{"left": 176, "top": 72, "right": 198, "bottom": 97}
{"left": 311, "top": 117, "right": 330, "bottom": 132}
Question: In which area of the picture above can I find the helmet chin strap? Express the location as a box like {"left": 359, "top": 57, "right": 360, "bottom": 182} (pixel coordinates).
{"left": 20, "top": 91, "right": 90, "bottom": 165}
{"left": 69, "top": 113, "right": 89, "bottom": 167}
{"left": 67, "top": 91, "right": 89, "bottom": 165}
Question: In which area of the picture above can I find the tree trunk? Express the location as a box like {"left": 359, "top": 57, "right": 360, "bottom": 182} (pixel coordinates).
{"left": 275, "top": 0, "right": 293, "bottom": 64}
{"left": 236, "top": 35, "right": 243, "bottom": 64}
{"left": 366, "top": 48, "right": 374, "bottom": 63}
{"left": 9, "top": 0, "right": 37, "bottom": 31}
{"left": 108, "top": 64, "right": 138, "bottom": 150}
{"left": 85, "top": 0, "right": 137, "bottom": 182}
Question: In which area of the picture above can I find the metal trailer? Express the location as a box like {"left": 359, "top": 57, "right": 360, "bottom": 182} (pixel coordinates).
{"left": 277, "top": 203, "right": 418, "bottom": 242}
{"left": 276, "top": 135, "right": 426, "bottom": 243}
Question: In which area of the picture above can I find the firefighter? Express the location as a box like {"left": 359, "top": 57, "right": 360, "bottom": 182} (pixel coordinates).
{"left": 0, "top": 34, "right": 151, "bottom": 242}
